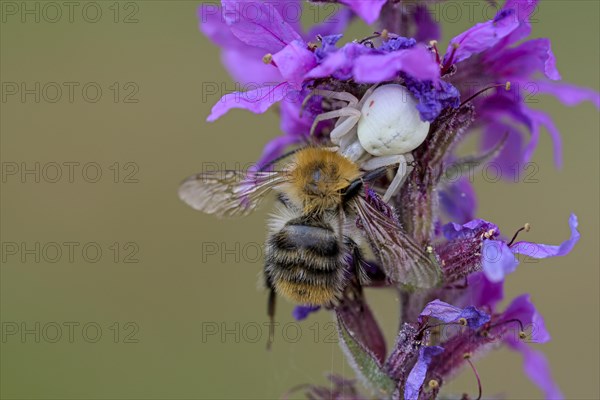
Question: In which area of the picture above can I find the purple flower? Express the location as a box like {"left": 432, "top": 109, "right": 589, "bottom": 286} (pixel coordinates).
{"left": 439, "top": 214, "right": 579, "bottom": 283}
{"left": 443, "top": 0, "right": 599, "bottom": 174}
{"left": 402, "top": 77, "right": 460, "bottom": 122}
{"left": 404, "top": 346, "right": 444, "bottom": 400}
{"left": 430, "top": 279, "right": 562, "bottom": 399}
{"left": 199, "top": 0, "right": 352, "bottom": 161}
{"left": 352, "top": 44, "right": 439, "bottom": 84}
{"left": 419, "top": 299, "right": 490, "bottom": 329}
{"left": 412, "top": 5, "right": 440, "bottom": 43}
{"left": 439, "top": 177, "right": 477, "bottom": 224}
{"left": 509, "top": 340, "right": 564, "bottom": 400}
{"left": 494, "top": 295, "right": 562, "bottom": 398}
{"left": 292, "top": 305, "right": 321, "bottom": 321}
{"left": 483, "top": 214, "right": 580, "bottom": 282}
{"left": 442, "top": 218, "right": 499, "bottom": 241}
{"left": 456, "top": 270, "right": 562, "bottom": 398}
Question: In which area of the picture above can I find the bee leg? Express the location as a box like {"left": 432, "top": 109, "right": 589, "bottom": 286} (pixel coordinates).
{"left": 266, "top": 286, "right": 276, "bottom": 350}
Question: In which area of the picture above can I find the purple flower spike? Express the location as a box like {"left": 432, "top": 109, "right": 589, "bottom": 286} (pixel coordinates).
{"left": 293, "top": 305, "right": 321, "bottom": 321}
{"left": 404, "top": 346, "right": 444, "bottom": 400}
{"left": 511, "top": 214, "right": 580, "bottom": 259}
{"left": 419, "top": 299, "right": 491, "bottom": 329}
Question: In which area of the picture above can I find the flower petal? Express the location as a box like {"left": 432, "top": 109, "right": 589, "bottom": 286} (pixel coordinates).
{"left": 466, "top": 272, "right": 505, "bottom": 309}
{"left": 442, "top": 219, "right": 498, "bottom": 241}
{"left": 439, "top": 177, "right": 477, "bottom": 224}
{"left": 521, "top": 108, "right": 563, "bottom": 168}
{"left": 339, "top": 0, "right": 386, "bottom": 24}
{"left": 307, "top": 42, "right": 372, "bottom": 81}
{"left": 221, "top": 0, "right": 303, "bottom": 52}
{"left": 404, "top": 346, "right": 444, "bottom": 400}
{"left": 221, "top": 48, "right": 283, "bottom": 85}
{"left": 501, "top": 294, "right": 550, "bottom": 343}
{"left": 419, "top": 299, "right": 490, "bottom": 329}
{"left": 481, "top": 121, "right": 525, "bottom": 180}
{"left": 507, "top": 340, "right": 564, "bottom": 400}
{"left": 482, "top": 239, "right": 519, "bottom": 282}
{"left": 292, "top": 305, "right": 321, "bottom": 321}
{"left": 404, "top": 77, "right": 460, "bottom": 122}
{"left": 511, "top": 214, "right": 580, "bottom": 259}
{"left": 207, "top": 82, "right": 289, "bottom": 121}
{"left": 485, "top": 38, "right": 560, "bottom": 80}
{"left": 353, "top": 45, "right": 440, "bottom": 83}
{"left": 414, "top": 5, "right": 440, "bottom": 43}
{"left": 272, "top": 40, "right": 317, "bottom": 89}
{"left": 444, "top": 8, "right": 520, "bottom": 65}
{"left": 305, "top": 9, "right": 353, "bottom": 41}
{"left": 535, "top": 81, "right": 600, "bottom": 108}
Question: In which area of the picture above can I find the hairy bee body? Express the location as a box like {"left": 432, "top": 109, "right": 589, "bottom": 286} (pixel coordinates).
{"left": 179, "top": 145, "right": 441, "bottom": 347}
{"left": 264, "top": 199, "right": 363, "bottom": 306}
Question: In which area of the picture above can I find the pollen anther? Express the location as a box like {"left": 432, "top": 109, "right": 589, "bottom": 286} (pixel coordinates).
{"left": 428, "top": 379, "right": 439, "bottom": 389}
{"left": 262, "top": 53, "right": 273, "bottom": 64}
{"left": 519, "top": 331, "right": 527, "bottom": 339}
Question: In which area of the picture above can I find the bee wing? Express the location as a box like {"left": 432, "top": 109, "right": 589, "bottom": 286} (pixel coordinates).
{"left": 353, "top": 193, "right": 441, "bottom": 289}
{"left": 178, "top": 170, "right": 286, "bottom": 218}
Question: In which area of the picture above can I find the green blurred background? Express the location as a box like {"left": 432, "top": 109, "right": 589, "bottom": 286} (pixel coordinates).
{"left": 1, "top": 1, "right": 598, "bottom": 399}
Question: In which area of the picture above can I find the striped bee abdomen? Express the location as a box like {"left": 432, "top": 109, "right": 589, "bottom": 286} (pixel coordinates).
{"left": 265, "top": 218, "right": 354, "bottom": 305}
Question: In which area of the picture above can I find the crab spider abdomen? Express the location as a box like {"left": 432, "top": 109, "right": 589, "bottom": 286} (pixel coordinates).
{"left": 357, "top": 84, "right": 430, "bottom": 157}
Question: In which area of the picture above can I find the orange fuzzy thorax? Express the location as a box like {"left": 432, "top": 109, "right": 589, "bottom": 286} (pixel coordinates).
{"left": 284, "top": 148, "right": 361, "bottom": 213}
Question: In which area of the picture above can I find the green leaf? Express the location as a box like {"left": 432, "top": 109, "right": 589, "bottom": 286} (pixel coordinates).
{"left": 336, "top": 313, "right": 396, "bottom": 398}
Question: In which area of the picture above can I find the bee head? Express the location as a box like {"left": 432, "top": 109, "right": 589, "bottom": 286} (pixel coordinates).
{"left": 287, "top": 148, "right": 361, "bottom": 212}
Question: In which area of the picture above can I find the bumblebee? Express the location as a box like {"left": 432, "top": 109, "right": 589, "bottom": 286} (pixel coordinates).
{"left": 179, "top": 147, "right": 440, "bottom": 345}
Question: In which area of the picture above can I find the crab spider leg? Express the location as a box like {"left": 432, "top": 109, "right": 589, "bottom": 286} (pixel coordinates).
{"left": 310, "top": 108, "right": 362, "bottom": 138}
{"left": 356, "top": 84, "right": 381, "bottom": 108}
{"left": 361, "top": 154, "right": 414, "bottom": 202}
{"left": 308, "top": 90, "right": 360, "bottom": 107}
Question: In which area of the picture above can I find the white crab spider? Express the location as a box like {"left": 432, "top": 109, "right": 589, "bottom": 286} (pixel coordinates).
{"left": 309, "top": 84, "right": 430, "bottom": 202}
